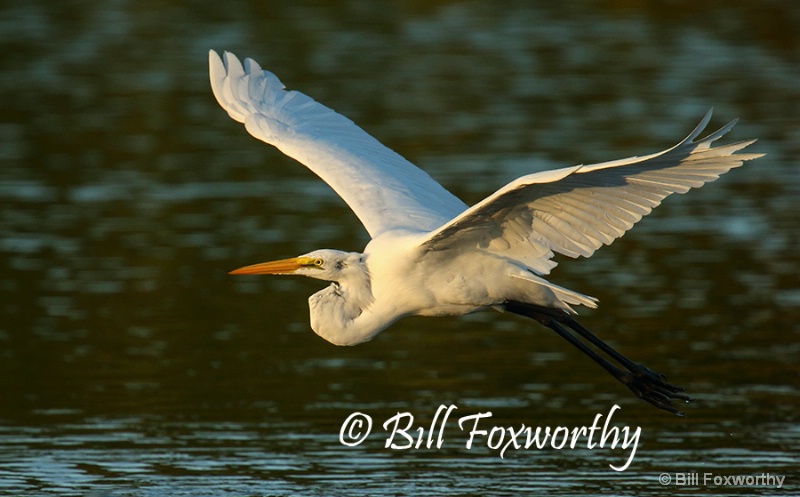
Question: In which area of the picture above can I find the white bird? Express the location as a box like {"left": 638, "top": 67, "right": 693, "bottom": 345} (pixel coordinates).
{"left": 210, "top": 50, "right": 762, "bottom": 415}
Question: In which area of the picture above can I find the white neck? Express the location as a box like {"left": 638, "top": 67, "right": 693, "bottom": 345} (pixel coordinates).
{"left": 308, "top": 271, "right": 397, "bottom": 345}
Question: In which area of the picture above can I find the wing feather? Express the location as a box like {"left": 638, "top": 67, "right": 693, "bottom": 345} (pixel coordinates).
{"left": 209, "top": 50, "right": 467, "bottom": 238}
{"left": 423, "top": 110, "right": 763, "bottom": 271}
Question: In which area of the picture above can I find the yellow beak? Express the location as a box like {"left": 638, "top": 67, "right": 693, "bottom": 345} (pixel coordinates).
{"left": 228, "top": 256, "right": 318, "bottom": 275}
{"left": 229, "top": 257, "right": 302, "bottom": 275}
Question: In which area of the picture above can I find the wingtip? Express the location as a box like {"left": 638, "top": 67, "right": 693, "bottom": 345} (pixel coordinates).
{"left": 209, "top": 49, "right": 253, "bottom": 123}
{"left": 734, "top": 138, "right": 766, "bottom": 161}
{"left": 222, "top": 51, "right": 244, "bottom": 78}
{"left": 242, "top": 56, "right": 260, "bottom": 74}
{"left": 689, "top": 109, "right": 714, "bottom": 141}
{"left": 209, "top": 49, "right": 223, "bottom": 76}
{"left": 208, "top": 49, "right": 228, "bottom": 106}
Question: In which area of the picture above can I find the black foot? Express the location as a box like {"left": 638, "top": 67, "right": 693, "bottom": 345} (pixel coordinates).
{"left": 503, "top": 301, "right": 692, "bottom": 416}
{"left": 619, "top": 364, "right": 692, "bottom": 416}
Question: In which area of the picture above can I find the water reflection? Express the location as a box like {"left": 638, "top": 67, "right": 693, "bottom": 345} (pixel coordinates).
{"left": 1, "top": 1, "right": 799, "bottom": 495}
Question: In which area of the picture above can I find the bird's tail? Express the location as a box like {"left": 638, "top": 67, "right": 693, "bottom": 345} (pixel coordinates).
{"left": 510, "top": 270, "right": 598, "bottom": 313}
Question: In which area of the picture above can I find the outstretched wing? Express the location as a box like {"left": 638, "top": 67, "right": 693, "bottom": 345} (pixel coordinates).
{"left": 209, "top": 50, "right": 467, "bottom": 238}
{"left": 423, "top": 110, "right": 763, "bottom": 275}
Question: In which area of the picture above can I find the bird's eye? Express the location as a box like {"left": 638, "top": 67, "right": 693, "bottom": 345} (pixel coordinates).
{"left": 313, "top": 258, "right": 324, "bottom": 267}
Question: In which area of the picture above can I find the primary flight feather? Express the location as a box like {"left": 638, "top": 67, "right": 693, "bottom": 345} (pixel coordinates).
{"left": 210, "top": 50, "right": 762, "bottom": 415}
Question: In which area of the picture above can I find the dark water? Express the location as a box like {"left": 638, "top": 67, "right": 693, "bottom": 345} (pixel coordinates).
{"left": 1, "top": 1, "right": 798, "bottom": 496}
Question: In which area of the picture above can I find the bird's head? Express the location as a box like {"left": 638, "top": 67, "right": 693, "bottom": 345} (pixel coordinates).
{"left": 229, "top": 249, "right": 364, "bottom": 282}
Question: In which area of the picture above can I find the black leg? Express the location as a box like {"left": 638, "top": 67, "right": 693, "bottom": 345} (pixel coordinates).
{"left": 504, "top": 301, "right": 691, "bottom": 416}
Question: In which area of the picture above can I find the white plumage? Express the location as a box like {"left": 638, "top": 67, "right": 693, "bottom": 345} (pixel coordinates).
{"left": 211, "top": 50, "right": 762, "bottom": 414}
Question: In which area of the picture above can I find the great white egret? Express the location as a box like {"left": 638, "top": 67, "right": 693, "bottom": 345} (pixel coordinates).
{"left": 210, "top": 50, "right": 762, "bottom": 415}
